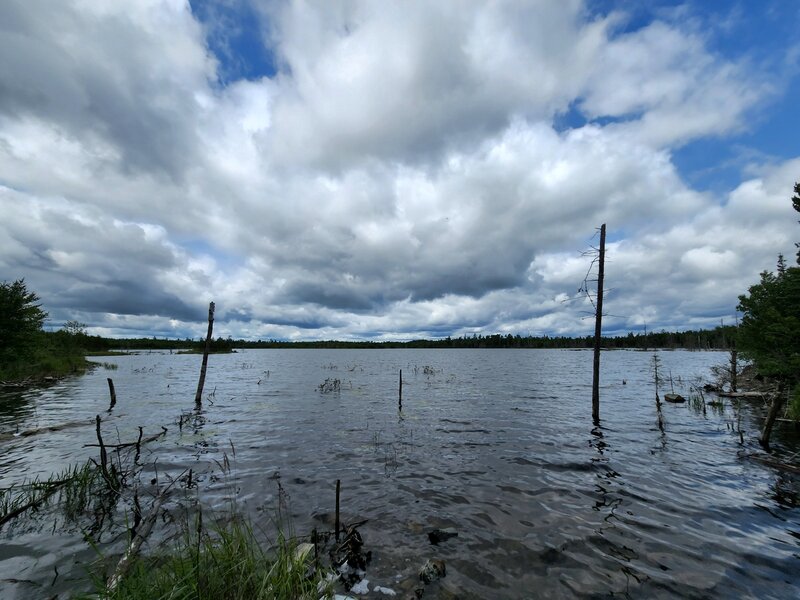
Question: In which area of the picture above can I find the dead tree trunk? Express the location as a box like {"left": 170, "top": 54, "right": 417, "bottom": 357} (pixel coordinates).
{"left": 592, "top": 223, "right": 606, "bottom": 425}
{"left": 398, "top": 369, "right": 403, "bottom": 411}
{"left": 194, "top": 301, "right": 215, "bottom": 406}
{"left": 107, "top": 378, "right": 117, "bottom": 410}
{"left": 760, "top": 382, "right": 786, "bottom": 451}
{"left": 730, "top": 345, "right": 738, "bottom": 393}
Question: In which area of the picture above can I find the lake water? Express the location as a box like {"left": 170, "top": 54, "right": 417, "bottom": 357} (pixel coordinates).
{"left": 0, "top": 349, "right": 798, "bottom": 598}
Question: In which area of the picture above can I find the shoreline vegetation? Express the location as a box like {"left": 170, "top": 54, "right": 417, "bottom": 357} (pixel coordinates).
{"left": 1, "top": 325, "right": 737, "bottom": 386}
{"left": 0, "top": 325, "right": 741, "bottom": 391}
{"left": 73, "top": 324, "right": 739, "bottom": 352}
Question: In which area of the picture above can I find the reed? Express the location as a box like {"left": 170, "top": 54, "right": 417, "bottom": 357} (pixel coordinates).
{"left": 0, "top": 461, "right": 103, "bottom": 528}
{"left": 97, "top": 512, "right": 334, "bottom": 599}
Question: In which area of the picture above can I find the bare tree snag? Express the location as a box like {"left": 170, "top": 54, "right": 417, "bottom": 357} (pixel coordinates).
{"left": 592, "top": 223, "right": 606, "bottom": 425}
{"left": 107, "top": 378, "right": 116, "bottom": 411}
{"left": 399, "top": 369, "right": 403, "bottom": 411}
{"left": 194, "top": 301, "right": 215, "bottom": 406}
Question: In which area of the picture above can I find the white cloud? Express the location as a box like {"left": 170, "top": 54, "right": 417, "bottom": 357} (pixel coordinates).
{"left": 580, "top": 19, "right": 771, "bottom": 147}
{"left": 0, "top": 0, "right": 795, "bottom": 340}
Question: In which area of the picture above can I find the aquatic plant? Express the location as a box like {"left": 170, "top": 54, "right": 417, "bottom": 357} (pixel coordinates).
{"left": 318, "top": 378, "right": 341, "bottom": 393}
{"left": 0, "top": 462, "right": 105, "bottom": 529}
{"left": 97, "top": 513, "right": 334, "bottom": 599}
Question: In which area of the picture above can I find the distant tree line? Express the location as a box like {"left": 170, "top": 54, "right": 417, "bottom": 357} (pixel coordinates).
{"left": 63, "top": 326, "right": 738, "bottom": 352}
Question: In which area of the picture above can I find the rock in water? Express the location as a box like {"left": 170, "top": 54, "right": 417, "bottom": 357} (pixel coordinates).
{"left": 664, "top": 393, "right": 685, "bottom": 403}
{"left": 428, "top": 528, "right": 458, "bottom": 545}
{"left": 419, "top": 559, "right": 446, "bottom": 584}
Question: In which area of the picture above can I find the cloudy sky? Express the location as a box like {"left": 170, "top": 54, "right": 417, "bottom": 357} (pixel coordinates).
{"left": 1, "top": 0, "right": 798, "bottom": 341}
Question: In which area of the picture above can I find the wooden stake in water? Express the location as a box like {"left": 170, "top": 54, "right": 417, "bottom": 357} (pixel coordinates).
{"left": 399, "top": 369, "right": 403, "bottom": 411}
{"left": 95, "top": 415, "right": 111, "bottom": 485}
{"left": 194, "top": 301, "right": 215, "bottom": 406}
{"left": 592, "top": 223, "right": 606, "bottom": 425}
{"left": 335, "top": 479, "right": 341, "bottom": 542}
{"left": 107, "top": 378, "right": 117, "bottom": 410}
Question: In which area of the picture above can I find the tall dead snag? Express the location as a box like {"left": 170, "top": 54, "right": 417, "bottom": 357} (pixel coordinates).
{"left": 592, "top": 224, "right": 606, "bottom": 425}
{"left": 194, "top": 301, "right": 215, "bottom": 406}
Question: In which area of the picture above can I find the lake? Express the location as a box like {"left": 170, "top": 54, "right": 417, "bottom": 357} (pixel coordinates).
{"left": 1, "top": 348, "right": 798, "bottom": 598}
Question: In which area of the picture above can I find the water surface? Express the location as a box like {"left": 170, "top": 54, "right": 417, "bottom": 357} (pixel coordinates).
{"left": 1, "top": 349, "right": 798, "bottom": 598}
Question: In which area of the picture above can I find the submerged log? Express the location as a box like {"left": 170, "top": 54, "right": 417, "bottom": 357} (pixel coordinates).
{"left": 718, "top": 391, "right": 766, "bottom": 398}
{"left": 742, "top": 453, "right": 800, "bottom": 475}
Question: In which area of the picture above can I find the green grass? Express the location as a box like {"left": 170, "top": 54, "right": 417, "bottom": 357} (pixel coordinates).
{"left": 0, "top": 461, "right": 104, "bottom": 528}
{"left": 0, "top": 342, "right": 89, "bottom": 383}
{"left": 100, "top": 513, "right": 333, "bottom": 599}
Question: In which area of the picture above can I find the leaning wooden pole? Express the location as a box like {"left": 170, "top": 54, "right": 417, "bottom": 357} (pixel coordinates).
{"left": 592, "top": 224, "right": 606, "bottom": 425}
{"left": 194, "top": 301, "right": 215, "bottom": 406}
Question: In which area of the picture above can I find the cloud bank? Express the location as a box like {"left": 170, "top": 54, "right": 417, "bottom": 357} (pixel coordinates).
{"left": 0, "top": 0, "right": 797, "bottom": 340}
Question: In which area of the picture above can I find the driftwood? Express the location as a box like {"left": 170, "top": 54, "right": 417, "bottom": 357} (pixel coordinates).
{"left": 741, "top": 453, "right": 800, "bottom": 475}
{"left": 1, "top": 419, "right": 89, "bottom": 441}
{"left": 83, "top": 427, "right": 167, "bottom": 452}
{"left": 718, "top": 391, "right": 765, "bottom": 398}
{"left": 106, "top": 491, "right": 166, "bottom": 591}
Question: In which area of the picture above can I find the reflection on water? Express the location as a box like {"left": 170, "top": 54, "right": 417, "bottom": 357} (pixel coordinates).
{"left": 1, "top": 348, "right": 799, "bottom": 598}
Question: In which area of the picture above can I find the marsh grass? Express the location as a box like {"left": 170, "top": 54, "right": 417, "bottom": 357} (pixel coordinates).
{"left": 98, "top": 511, "right": 334, "bottom": 599}
{"left": 0, "top": 461, "right": 105, "bottom": 528}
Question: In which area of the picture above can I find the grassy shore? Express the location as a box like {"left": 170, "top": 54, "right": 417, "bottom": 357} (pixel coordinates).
{"left": 0, "top": 342, "right": 90, "bottom": 384}
{"left": 100, "top": 517, "right": 332, "bottom": 599}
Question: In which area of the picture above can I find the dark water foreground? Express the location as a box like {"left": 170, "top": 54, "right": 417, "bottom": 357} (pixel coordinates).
{"left": 0, "top": 349, "right": 798, "bottom": 598}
